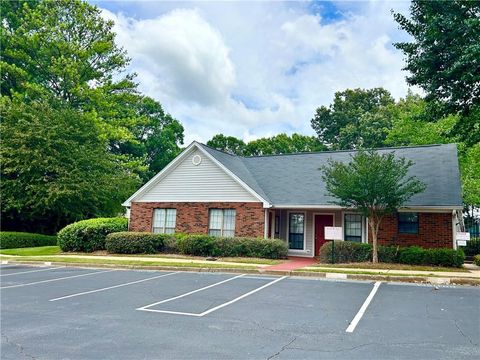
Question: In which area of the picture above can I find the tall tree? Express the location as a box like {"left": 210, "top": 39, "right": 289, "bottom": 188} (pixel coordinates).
{"left": 393, "top": 0, "right": 480, "bottom": 145}
{"left": 207, "top": 134, "right": 247, "bottom": 155}
{"left": 311, "top": 88, "right": 395, "bottom": 149}
{"left": 0, "top": 94, "right": 138, "bottom": 233}
{"left": 322, "top": 151, "right": 425, "bottom": 263}
{"left": 0, "top": 0, "right": 183, "bottom": 177}
{"left": 0, "top": 0, "right": 183, "bottom": 232}
{"left": 206, "top": 133, "right": 326, "bottom": 156}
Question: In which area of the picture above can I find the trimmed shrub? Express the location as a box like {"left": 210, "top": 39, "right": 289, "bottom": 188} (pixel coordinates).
{"left": 106, "top": 232, "right": 170, "bottom": 254}
{"left": 0, "top": 232, "right": 57, "bottom": 249}
{"left": 474, "top": 255, "right": 480, "bottom": 266}
{"left": 177, "top": 234, "right": 288, "bottom": 259}
{"left": 319, "top": 241, "right": 371, "bottom": 263}
{"left": 398, "top": 246, "right": 425, "bottom": 265}
{"left": 319, "top": 242, "right": 464, "bottom": 267}
{"left": 58, "top": 217, "right": 127, "bottom": 252}
{"left": 378, "top": 246, "right": 401, "bottom": 263}
{"left": 177, "top": 235, "right": 218, "bottom": 257}
{"left": 462, "top": 238, "right": 480, "bottom": 257}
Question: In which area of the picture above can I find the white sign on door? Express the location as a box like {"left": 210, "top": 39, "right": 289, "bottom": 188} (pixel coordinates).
{"left": 325, "top": 227, "right": 343, "bottom": 240}
{"left": 456, "top": 232, "right": 470, "bottom": 241}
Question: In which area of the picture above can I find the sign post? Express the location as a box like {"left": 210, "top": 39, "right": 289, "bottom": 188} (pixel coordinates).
{"left": 456, "top": 232, "right": 470, "bottom": 248}
{"left": 324, "top": 227, "right": 343, "bottom": 264}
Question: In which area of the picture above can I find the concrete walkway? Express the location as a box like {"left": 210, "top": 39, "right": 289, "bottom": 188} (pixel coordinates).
{"left": 266, "top": 256, "right": 318, "bottom": 271}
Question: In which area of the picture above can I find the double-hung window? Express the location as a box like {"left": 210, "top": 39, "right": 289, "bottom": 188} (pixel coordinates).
{"left": 152, "top": 209, "right": 177, "bottom": 234}
{"left": 398, "top": 212, "right": 419, "bottom": 234}
{"left": 209, "top": 209, "right": 236, "bottom": 237}
{"left": 288, "top": 213, "right": 305, "bottom": 250}
{"left": 344, "top": 214, "right": 362, "bottom": 242}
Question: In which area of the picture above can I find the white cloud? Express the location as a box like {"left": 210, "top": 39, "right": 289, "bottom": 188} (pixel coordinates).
{"left": 99, "top": 1, "right": 415, "bottom": 145}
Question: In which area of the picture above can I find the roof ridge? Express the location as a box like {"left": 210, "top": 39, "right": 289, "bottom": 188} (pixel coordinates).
{"left": 241, "top": 143, "right": 454, "bottom": 158}
{"left": 195, "top": 141, "right": 454, "bottom": 159}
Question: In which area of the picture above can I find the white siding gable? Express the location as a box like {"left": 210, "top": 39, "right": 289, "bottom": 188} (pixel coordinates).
{"left": 135, "top": 149, "right": 259, "bottom": 203}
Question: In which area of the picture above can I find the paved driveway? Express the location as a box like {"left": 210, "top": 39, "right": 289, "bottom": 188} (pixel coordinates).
{"left": 1, "top": 264, "right": 479, "bottom": 359}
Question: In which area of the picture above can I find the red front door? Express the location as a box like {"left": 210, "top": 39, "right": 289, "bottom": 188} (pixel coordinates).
{"left": 315, "top": 214, "right": 334, "bottom": 256}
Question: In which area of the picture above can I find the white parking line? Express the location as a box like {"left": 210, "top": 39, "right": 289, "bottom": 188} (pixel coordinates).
{"left": 0, "top": 269, "right": 116, "bottom": 289}
{"left": 49, "top": 272, "right": 178, "bottom": 301}
{"left": 137, "top": 274, "right": 245, "bottom": 312}
{"left": 346, "top": 281, "right": 381, "bottom": 333}
{"left": 138, "top": 275, "right": 287, "bottom": 317}
{"left": 1, "top": 267, "right": 64, "bottom": 277}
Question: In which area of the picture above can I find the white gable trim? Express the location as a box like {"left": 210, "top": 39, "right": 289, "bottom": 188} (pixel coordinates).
{"left": 122, "top": 142, "right": 270, "bottom": 207}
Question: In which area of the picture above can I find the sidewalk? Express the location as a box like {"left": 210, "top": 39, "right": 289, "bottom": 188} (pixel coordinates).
{"left": 266, "top": 256, "right": 317, "bottom": 271}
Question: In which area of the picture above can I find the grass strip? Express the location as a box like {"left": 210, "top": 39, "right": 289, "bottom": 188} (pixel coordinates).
{"left": 308, "top": 262, "right": 468, "bottom": 272}
{"left": 0, "top": 246, "right": 62, "bottom": 256}
{"left": 0, "top": 256, "right": 259, "bottom": 269}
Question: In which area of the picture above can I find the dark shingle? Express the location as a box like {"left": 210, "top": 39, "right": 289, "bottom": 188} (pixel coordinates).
{"left": 199, "top": 143, "right": 462, "bottom": 208}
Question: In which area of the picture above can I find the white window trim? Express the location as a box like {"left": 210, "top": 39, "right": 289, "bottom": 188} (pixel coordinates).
{"left": 152, "top": 208, "right": 177, "bottom": 234}
{"left": 342, "top": 211, "right": 367, "bottom": 243}
{"left": 209, "top": 209, "right": 236, "bottom": 237}
{"left": 287, "top": 211, "right": 307, "bottom": 251}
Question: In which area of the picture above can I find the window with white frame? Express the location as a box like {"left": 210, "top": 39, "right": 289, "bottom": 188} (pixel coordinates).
{"left": 152, "top": 209, "right": 177, "bottom": 234}
{"left": 209, "top": 209, "right": 236, "bottom": 237}
{"left": 288, "top": 213, "right": 305, "bottom": 250}
{"left": 344, "top": 214, "right": 362, "bottom": 242}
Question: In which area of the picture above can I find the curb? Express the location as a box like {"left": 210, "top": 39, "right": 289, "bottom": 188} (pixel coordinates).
{"left": 3, "top": 260, "right": 480, "bottom": 286}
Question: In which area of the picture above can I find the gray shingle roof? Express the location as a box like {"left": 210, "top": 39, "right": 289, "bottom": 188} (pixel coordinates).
{"left": 199, "top": 143, "right": 462, "bottom": 208}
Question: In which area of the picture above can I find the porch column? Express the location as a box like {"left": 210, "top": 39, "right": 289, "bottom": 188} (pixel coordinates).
{"left": 264, "top": 209, "right": 269, "bottom": 239}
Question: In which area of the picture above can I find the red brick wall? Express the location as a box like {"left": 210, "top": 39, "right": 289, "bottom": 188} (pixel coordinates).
{"left": 370, "top": 212, "right": 453, "bottom": 248}
{"left": 129, "top": 202, "right": 265, "bottom": 238}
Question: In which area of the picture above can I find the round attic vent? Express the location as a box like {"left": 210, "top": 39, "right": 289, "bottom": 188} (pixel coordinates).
{"left": 192, "top": 154, "right": 202, "bottom": 166}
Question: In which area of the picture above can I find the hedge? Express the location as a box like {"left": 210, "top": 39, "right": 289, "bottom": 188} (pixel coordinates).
{"left": 0, "top": 232, "right": 57, "bottom": 249}
{"left": 106, "top": 232, "right": 171, "bottom": 254}
{"left": 461, "top": 238, "right": 480, "bottom": 257}
{"left": 177, "top": 235, "right": 288, "bottom": 259}
{"left": 474, "top": 255, "right": 480, "bottom": 266}
{"left": 103, "top": 232, "right": 288, "bottom": 259}
{"left": 319, "top": 241, "right": 464, "bottom": 267}
{"left": 58, "top": 217, "right": 127, "bottom": 252}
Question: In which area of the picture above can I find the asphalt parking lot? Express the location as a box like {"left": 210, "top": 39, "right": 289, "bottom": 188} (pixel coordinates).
{"left": 1, "top": 264, "right": 479, "bottom": 359}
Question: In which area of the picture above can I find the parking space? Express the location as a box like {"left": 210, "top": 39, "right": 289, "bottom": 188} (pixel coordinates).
{"left": 1, "top": 265, "right": 479, "bottom": 359}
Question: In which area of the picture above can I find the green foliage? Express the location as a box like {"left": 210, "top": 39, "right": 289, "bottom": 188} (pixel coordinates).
{"left": 393, "top": 1, "right": 480, "bottom": 118}
{"left": 58, "top": 217, "right": 127, "bottom": 252}
{"left": 461, "top": 238, "right": 480, "bottom": 257}
{"left": 207, "top": 133, "right": 326, "bottom": 156}
{"left": 105, "top": 232, "right": 170, "bottom": 254}
{"left": 398, "top": 246, "right": 425, "bottom": 265}
{"left": 474, "top": 255, "right": 480, "bottom": 266}
{"left": 321, "top": 150, "right": 426, "bottom": 262}
{"left": 207, "top": 135, "right": 247, "bottom": 155}
{"left": 318, "top": 241, "right": 372, "bottom": 264}
{"left": 0, "top": 0, "right": 183, "bottom": 233}
{"left": 319, "top": 242, "right": 464, "bottom": 267}
{"left": 177, "top": 235, "right": 288, "bottom": 259}
{"left": 0, "top": 232, "right": 57, "bottom": 249}
{"left": 459, "top": 144, "right": 480, "bottom": 208}
{"left": 393, "top": 1, "right": 480, "bottom": 149}
{"left": 321, "top": 150, "right": 426, "bottom": 218}
{"left": 310, "top": 88, "right": 395, "bottom": 149}
{"left": 0, "top": 94, "right": 139, "bottom": 233}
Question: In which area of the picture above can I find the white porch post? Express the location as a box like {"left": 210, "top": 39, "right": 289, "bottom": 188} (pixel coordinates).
{"left": 264, "top": 209, "right": 269, "bottom": 239}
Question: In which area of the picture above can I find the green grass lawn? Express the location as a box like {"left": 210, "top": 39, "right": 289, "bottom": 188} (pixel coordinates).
{"left": 0, "top": 246, "right": 62, "bottom": 256}
{"left": 0, "top": 255, "right": 259, "bottom": 269}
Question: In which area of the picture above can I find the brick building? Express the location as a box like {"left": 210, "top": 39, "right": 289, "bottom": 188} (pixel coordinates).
{"left": 124, "top": 142, "right": 463, "bottom": 257}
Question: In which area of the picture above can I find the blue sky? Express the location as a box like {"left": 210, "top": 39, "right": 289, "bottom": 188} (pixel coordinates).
{"left": 91, "top": 0, "right": 414, "bottom": 144}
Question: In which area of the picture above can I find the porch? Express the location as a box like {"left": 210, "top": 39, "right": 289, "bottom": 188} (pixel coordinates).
{"left": 265, "top": 208, "right": 368, "bottom": 258}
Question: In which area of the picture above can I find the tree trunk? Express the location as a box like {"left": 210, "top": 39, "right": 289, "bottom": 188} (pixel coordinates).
{"left": 369, "top": 217, "right": 378, "bottom": 263}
